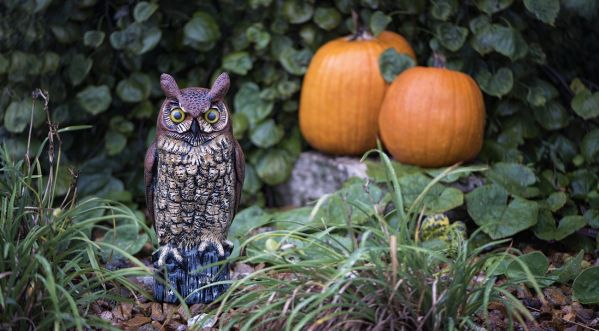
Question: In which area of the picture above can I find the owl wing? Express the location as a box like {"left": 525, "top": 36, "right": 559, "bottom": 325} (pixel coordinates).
{"left": 233, "top": 139, "right": 245, "bottom": 213}
{"left": 144, "top": 141, "right": 158, "bottom": 224}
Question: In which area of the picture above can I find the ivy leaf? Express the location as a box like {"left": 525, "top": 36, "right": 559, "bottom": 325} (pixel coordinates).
{"left": 4, "top": 100, "right": 31, "bottom": 133}
{"left": 570, "top": 169, "right": 598, "bottom": 199}
{"left": 534, "top": 210, "right": 586, "bottom": 241}
{"left": 223, "top": 51, "right": 253, "bottom": 75}
{"left": 228, "top": 206, "right": 271, "bottom": 240}
{"left": 399, "top": 173, "right": 464, "bottom": 213}
{"left": 526, "top": 78, "right": 559, "bottom": 107}
{"left": 50, "top": 23, "right": 79, "bottom": 44}
{"left": 570, "top": 78, "right": 588, "bottom": 94}
{"left": 309, "top": 178, "right": 390, "bottom": 227}
{"left": 532, "top": 101, "right": 570, "bottom": 130}
{"left": 545, "top": 192, "right": 567, "bottom": 212}
{"left": 105, "top": 131, "right": 127, "bottom": 155}
{"left": 369, "top": 11, "right": 392, "bottom": 36}
{"left": 533, "top": 209, "right": 558, "bottom": 241}
{"left": 76, "top": 85, "right": 112, "bottom": 115}
{"left": 234, "top": 83, "right": 274, "bottom": 127}
{"left": 243, "top": 164, "right": 262, "bottom": 194}
{"left": 573, "top": 267, "right": 599, "bottom": 304}
{"left": 67, "top": 54, "right": 92, "bottom": 86}
{"left": 183, "top": 12, "right": 221, "bottom": 43}
{"left": 232, "top": 112, "right": 249, "bottom": 140}
{"left": 471, "top": 24, "right": 528, "bottom": 60}
{"left": 427, "top": 187, "right": 464, "bottom": 214}
{"left": 475, "top": 67, "right": 513, "bottom": 98}
{"left": 555, "top": 250, "right": 584, "bottom": 284}
{"left": 469, "top": 15, "right": 491, "bottom": 34}
{"left": 100, "top": 224, "right": 148, "bottom": 261}
{"left": 506, "top": 251, "right": 548, "bottom": 279}
{"left": 250, "top": 119, "right": 284, "bottom": 148}
{"left": 581, "top": 129, "right": 599, "bottom": 163}
{"left": 523, "top": 0, "right": 560, "bottom": 25}
{"left": 314, "top": 7, "right": 341, "bottom": 31}
{"left": 379, "top": 48, "right": 416, "bottom": 83}
{"left": 83, "top": 30, "right": 105, "bottom": 48}
{"left": 136, "top": 27, "right": 162, "bottom": 55}
{"left": 246, "top": 24, "right": 271, "bottom": 50}
{"left": 431, "top": 0, "right": 457, "bottom": 21}
{"left": 584, "top": 209, "right": 599, "bottom": 228}
{"left": 474, "top": 0, "right": 514, "bottom": 14}
{"left": 279, "top": 48, "right": 312, "bottom": 75}
{"left": 109, "top": 30, "right": 127, "bottom": 50}
{"left": 282, "top": 0, "right": 314, "bottom": 24}
{"left": 555, "top": 216, "right": 587, "bottom": 240}
{"left": 487, "top": 162, "right": 537, "bottom": 198}
{"left": 110, "top": 117, "right": 134, "bottom": 134}
{"left": 571, "top": 91, "right": 599, "bottom": 119}
{"left": 466, "top": 184, "right": 539, "bottom": 239}
{"left": 116, "top": 73, "right": 151, "bottom": 103}
{"left": 436, "top": 22, "right": 468, "bottom": 51}
{"left": 133, "top": 2, "right": 159, "bottom": 22}
{"left": 255, "top": 149, "right": 294, "bottom": 185}
{"left": 277, "top": 79, "right": 300, "bottom": 98}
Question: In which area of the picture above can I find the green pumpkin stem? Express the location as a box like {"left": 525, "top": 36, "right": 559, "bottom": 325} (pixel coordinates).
{"left": 349, "top": 9, "right": 373, "bottom": 41}
{"left": 432, "top": 53, "right": 447, "bottom": 68}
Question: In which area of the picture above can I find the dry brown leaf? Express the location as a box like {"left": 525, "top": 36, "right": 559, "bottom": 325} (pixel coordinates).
{"left": 151, "top": 302, "right": 165, "bottom": 322}
{"left": 121, "top": 303, "right": 134, "bottom": 320}
{"left": 125, "top": 315, "right": 151, "bottom": 328}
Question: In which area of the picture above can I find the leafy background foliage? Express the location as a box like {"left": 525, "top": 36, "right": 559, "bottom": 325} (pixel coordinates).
{"left": 1, "top": 0, "right": 598, "bottom": 245}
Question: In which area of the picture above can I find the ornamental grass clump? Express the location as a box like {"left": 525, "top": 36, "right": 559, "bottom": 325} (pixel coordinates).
{"left": 0, "top": 91, "right": 152, "bottom": 330}
{"left": 212, "top": 150, "right": 541, "bottom": 330}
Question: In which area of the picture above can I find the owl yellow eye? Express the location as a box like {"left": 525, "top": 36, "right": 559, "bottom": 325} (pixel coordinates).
{"left": 169, "top": 108, "right": 186, "bottom": 123}
{"left": 204, "top": 108, "right": 220, "bottom": 124}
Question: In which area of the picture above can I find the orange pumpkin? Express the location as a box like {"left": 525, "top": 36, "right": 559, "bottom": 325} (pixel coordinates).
{"left": 378, "top": 31, "right": 417, "bottom": 61}
{"left": 379, "top": 62, "right": 485, "bottom": 167}
{"left": 299, "top": 29, "right": 415, "bottom": 155}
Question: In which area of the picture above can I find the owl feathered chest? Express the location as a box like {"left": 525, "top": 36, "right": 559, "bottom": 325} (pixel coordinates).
{"left": 153, "top": 134, "right": 236, "bottom": 246}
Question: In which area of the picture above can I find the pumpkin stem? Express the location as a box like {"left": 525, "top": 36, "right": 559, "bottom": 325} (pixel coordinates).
{"left": 349, "top": 9, "right": 373, "bottom": 41}
{"left": 432, "top": 53, "right": 447, "bottom": 68}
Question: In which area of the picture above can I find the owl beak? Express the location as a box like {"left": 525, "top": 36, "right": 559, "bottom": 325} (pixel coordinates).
{"left": 191, "top": 119, "right": 201, "bottom": 136}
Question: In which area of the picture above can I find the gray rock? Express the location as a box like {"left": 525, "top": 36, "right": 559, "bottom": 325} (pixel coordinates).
{"left": 273, "top": 152, "right": 367, "bottom": 207}
{"left": 188, "top": 313, "right": 217, "bottom": 329}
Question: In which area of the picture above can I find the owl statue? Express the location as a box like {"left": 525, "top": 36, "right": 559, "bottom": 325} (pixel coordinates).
{"left": 144, "top": 72, "right": 244, "bottom": 304}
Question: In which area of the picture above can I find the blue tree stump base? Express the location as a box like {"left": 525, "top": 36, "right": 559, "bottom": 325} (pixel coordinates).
{"left": 152, "top": 244, "right": 231, "bottom": 304}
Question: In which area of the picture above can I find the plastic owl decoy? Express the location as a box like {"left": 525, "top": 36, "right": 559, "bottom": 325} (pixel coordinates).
{"left": 145, "top": 72, "right": 244, "bottom": 304}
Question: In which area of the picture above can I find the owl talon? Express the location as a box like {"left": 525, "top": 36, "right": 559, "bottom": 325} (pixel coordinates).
{"left": 156, "top": 245, "right": 184, "bottom": 267}
{"left": 198, "top": 239, "right": 230, "bottom": 256}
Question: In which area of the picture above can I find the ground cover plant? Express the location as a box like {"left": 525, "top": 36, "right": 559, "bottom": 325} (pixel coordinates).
{"left": 209, "top": 152, "right": 598, "bottom": 330}
{"left": 215, "top": 155, "right": 541, "bottom": 330}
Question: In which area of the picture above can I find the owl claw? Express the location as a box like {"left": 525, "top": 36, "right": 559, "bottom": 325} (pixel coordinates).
{"left": 198, "top": 239, "right": 232, "bottom": 256}
{"left": 156, "top": 245, "right": 183, "bottom": 267}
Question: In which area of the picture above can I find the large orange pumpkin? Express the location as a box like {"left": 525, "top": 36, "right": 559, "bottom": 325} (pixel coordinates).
{"left": 299, "top": 28, "right": 415, "bottom": 155}
{"left": 379, "top": 64, "right": 485, "bottom": 167}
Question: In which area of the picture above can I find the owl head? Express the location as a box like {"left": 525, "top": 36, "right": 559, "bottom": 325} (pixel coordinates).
{"left": 157, "top": 72, "right": 231, "bottom": 146}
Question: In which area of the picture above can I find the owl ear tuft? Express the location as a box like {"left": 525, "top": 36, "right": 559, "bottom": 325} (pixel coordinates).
{"left": 160, "top": 73, "right": 181, "bottom": 100}
{"left": 208, "top": 72, "right": 230, "bottom": 101}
